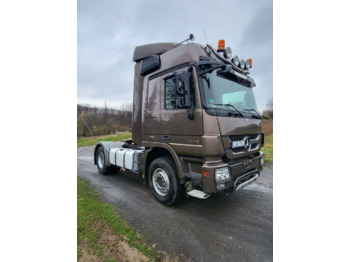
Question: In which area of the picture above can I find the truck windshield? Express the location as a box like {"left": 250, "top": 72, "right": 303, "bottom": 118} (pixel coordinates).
{"left": 201, "top": 68, "right": 258, "bottom": 116}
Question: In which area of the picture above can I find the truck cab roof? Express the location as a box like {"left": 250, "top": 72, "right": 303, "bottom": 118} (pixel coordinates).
{"left": 133, "top": 42, "right": 177, "bottom": 62}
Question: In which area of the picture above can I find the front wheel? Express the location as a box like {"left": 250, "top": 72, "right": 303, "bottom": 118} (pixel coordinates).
{"left": 148, "top": 157, "right": 185, "bottom": 206}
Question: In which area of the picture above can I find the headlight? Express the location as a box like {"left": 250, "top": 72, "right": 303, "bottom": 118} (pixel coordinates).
{"left": 215, "top": 167, "right": 231, "bottom": 182}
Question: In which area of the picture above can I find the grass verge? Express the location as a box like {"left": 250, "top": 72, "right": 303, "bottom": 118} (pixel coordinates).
{"left": 77, "top": 133, "right": 132, "bottom": 147}
{"left": 77, "top": 176, "right": 157, "bottom": 261}
{"left": 262, "top": 135, "right": 273, "bottom": 163}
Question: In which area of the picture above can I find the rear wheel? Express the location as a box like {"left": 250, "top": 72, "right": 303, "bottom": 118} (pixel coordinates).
{"left": 148, "top": 157, "right": 185, "bottom": 206}
{"left": 96, "top": 147, "right": 120, "bottom": 175}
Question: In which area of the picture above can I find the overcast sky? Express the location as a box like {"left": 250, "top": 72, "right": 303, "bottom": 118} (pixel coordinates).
{"left": 77, "top": 0, "right": 272, "bottom": 111}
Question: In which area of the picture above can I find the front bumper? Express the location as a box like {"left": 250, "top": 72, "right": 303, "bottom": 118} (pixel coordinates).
{"left": 202, "top": 151, "right": 264, "bottom": 193}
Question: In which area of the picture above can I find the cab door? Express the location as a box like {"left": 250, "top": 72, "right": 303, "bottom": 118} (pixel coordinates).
{"left": 143, "top": 77, "right": 161, "bottom": 139}
{"left": 159, "top": 66, "right": 203, "bottom": 156}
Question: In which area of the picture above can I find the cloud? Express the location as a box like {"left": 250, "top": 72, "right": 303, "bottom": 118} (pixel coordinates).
{"left": 77, "top": 0, "right": 273, "bottom": 111}
{"left": 235, "top": 2, "right": 273, "bottom": 110}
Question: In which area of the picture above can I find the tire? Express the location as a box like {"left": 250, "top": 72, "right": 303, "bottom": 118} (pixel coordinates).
{"left": 96, "top": 147, "right": 120, "bottom": 175}
{"left": 148, "top": 157, "right": 185, "bottom": 206}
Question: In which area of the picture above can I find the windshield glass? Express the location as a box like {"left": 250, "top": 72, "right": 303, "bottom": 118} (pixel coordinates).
{"left": 201, "top": 68, "right": 258, "bottom": 114}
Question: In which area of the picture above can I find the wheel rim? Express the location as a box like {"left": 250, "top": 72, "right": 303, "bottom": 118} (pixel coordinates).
{"left": 97, "top": 151, "right": 105, "bottom": 169}
{"left": 152, "top": 168, "right": 170, "bottom": 196}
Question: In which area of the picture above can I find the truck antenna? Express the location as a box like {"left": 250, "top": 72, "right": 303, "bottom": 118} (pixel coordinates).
{"left": 203, "top": 28, "right": 208, "bottom": 44}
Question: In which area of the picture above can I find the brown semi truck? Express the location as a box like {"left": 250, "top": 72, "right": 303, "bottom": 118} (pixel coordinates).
{"left": 94, "top": 35, "right": 264, "bottom": 206}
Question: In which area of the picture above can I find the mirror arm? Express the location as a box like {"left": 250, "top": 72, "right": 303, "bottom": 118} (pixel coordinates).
{"left": 187, "top": 107, "right": 194, "bottom": 120}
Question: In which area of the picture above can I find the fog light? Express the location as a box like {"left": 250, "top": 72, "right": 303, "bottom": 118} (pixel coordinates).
{"left": 215, "top": 167, "right": 231, "bottom": 182}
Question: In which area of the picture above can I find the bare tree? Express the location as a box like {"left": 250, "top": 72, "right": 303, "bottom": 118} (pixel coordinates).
{"left": 77, "top": 102, "right": 133, "bottom": 137}
{"left": 262, "top": 98, "right": 273, "bottom": 119}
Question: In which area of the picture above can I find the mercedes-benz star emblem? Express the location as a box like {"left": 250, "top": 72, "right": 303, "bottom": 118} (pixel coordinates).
{"left": 243, "top": 136, "right": 251, "bottom": 151}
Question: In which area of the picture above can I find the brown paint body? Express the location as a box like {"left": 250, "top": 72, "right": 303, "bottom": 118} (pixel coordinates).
{"left": 131, "top": 43, "right": 263, "bottom": 193}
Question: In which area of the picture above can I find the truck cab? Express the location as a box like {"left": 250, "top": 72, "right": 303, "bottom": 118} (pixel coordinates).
{"left": 94, "top": 37, "right": 264, "bottom": 205}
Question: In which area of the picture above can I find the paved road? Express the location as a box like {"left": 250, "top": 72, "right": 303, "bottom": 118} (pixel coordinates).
{"left": 78, "top": 146, "right": 273, "bottom": 262}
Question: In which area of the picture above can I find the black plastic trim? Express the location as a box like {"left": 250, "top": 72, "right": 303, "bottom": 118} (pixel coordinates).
{"left": 140, "top": 55, "right": 161, "bottom": 76}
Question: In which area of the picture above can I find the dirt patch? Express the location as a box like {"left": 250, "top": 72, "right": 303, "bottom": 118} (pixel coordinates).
{"left": 78, "top": 239, "right": 101, "bottom": 262}
{"left": 78, "top": 220, "right": 149, "bottom": 262}
{"left": 261, "top": 120, "right": 273, "bottom": 136}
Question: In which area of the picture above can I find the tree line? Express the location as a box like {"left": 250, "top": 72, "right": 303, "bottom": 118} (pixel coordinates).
{"left": 262, "top": 98, "right": 273, "bottom": 119}
{"left": 77, "top": 97, "right": 273, "bottom": 137}
{"left": 77, "top": 102, "right": 132, "bottom": 137}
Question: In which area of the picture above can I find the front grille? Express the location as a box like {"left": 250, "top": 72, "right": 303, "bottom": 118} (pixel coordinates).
{"left": 224, "top": 155, "right": 249, "bottom": 165}
{"left": 223, "top": 152, "right": 260, "bottom": 165}
{"left": 229, "top": 134, "right": 258, "bottom": 141}
{"left": 225, "top": 133, "right": 262, "bottom": 156}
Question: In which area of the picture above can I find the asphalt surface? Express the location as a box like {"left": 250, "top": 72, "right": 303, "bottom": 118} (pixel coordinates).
{"left": 78, "top": 146, "right": 273, "bottom": 262}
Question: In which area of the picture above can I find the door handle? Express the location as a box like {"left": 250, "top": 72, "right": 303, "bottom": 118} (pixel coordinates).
{"left": 162, "top": 135, "right": 170, "bottom": 142}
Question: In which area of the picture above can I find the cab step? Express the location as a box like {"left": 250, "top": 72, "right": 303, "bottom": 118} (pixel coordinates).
{"left": 186, "top": 189, "right": 211, "bottom": 199}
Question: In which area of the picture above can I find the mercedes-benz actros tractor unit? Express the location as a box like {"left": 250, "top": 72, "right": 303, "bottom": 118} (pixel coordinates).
{"left": 94, "top": 35, "right": 264, "bottom": 206}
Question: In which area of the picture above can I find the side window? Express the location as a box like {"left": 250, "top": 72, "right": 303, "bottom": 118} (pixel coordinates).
{"left": 164, "top": 68, "right": 195, "bottom": 110}
{"left": 165, "top": 76, "right": 177, "bottom": 109}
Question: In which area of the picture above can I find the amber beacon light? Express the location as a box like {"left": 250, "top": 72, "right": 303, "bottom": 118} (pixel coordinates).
{"left": 247, "top": 58, "right": 253, "bottom": 68}
{"left": 217, "top": 39, "right": 226, "bottom": 51}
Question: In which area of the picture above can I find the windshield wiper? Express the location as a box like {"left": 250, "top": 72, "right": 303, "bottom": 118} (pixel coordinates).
{"left": 243, "top": 108, "right": 261, "bottom": 119}
{"left": 212, "top": 103, "right": 244, "bottom": 117}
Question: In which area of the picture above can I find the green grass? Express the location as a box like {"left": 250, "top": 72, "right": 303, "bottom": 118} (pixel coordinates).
{"left": 77, "top": 133, "right": 132, "bottom": 147}
{"left": 77, "top": 176, "right": 157, "bottom": 261}
{"left": 262, "top": 135, "right": 273, "bottom": 163}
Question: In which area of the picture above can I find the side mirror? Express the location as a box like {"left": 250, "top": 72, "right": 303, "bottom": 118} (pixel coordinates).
{"left": 175, "top": 72, "right": 191, "bottom": 108}
{"left": 175, "top": 71, "right": 195, "bottom": 120}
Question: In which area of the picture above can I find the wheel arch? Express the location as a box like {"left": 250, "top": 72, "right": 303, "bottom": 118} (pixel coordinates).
{"left": 93, "top": 141, "right": 125, "bottom": 165}
{"left": 143, "top": 144, "right": 190, "bottom": 180}
{"left": 93, "top": 143, "right": 104, "bottom": 165}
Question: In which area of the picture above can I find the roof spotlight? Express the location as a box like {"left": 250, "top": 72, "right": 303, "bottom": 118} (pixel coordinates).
{"left": 240, "top": 59, "right": 246, "bottom": 69}
{"left": 232, "top": 56, "right": 240, "bottom": 67}
{"left": 248, "top": 59, "right": 253, "bottom": 68}
{"left": 245, "top": 59, "right": 251, "bottom": 69}
{"left": 225, "top": 47, "right": 232, "bottom": 59}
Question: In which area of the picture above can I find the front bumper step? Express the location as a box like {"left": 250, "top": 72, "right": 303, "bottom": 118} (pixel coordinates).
{"left": 187, "top": 189, "right": 211, "bottom": 199}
